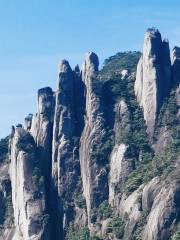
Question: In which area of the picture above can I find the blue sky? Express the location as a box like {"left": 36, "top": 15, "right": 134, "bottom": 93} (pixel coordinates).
{"left": 1, "top": 0, "right": 180, "bottom": 137}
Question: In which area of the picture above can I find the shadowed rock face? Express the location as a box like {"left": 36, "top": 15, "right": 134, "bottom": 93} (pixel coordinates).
{"left": 52, "top": 60, "right": 75, "bottom": 192}
{"left": 30, "top": 87, "right": 55, "bottom": 237}
{"left": 51, "top": 60, "right": 75, "bottom": 238}
{"left": 80, "top": 52, "right": 108, "bottom": 230}
{"left": 52, "top": 60, "right": 85, "bottom": 237}
{"left": 10, "top": 127, "right": 50, "bottom": 240}
{"left": 31, "top": 87, "right": 54, "bottom": 198}
{"left": 135, "top": 28, "right": 171, "bottom": 138}
{"left": 172, "top": 46, "right": 180, "bottom": 85}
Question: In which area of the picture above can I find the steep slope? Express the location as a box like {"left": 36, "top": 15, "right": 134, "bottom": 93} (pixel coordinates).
{"left": 80, "top": 52, "right": 109, "bottom": 233}
{"left": 0, "top": 137, "right": 14, "bottom": 240}
{"left": 1, "top": 28, "right": 180, "bottom": 240}
{"left": 135, "top": 28, "right": 171, "bottom": 139}
{"left": 10, "top": 127, "right": 50, "bottom": 240}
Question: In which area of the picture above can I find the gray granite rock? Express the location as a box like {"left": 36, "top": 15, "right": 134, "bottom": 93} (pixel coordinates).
{"left": 10, "top": 127, "right": 50, "bottom": 240}
{"left": 80, "top": 52, "right": 108, "bottom": 230}
{"left": 135, "top": 28, "right": 171, "bottom": 138}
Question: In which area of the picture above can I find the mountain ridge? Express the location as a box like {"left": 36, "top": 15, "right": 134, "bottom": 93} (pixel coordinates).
{"left": 0, "top": 28, "right": 180, "bottom": 240}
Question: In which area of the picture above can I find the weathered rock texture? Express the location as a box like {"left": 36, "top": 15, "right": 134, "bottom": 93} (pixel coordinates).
{"left": 109, "top": 144, "right": 128, "bottom": 206}
{"left": 135, "top": 28, "right": 171, "bottom": 138}
{"left": 10, "top": 127, "right": 49, "bottom": 240}
{"left": 0, "top": 163, "right": 15, "bottom": 240}
{"left": 119, "top": 186, "right": 143, "bottom": 239}
{"left": 4, "top": 29, "right": 180, "bottom": 240}
{"left": 31, "top": 87, "right": 54, "bottom": 205}
{"left": 109, "top": 100, "right": 133, "bottom": 208}
{"left": 52, "top": 60, "right": 85, "bottom": 236}
{"left": 172, "top": 46, "right": 180, "bottom": 85}
{"left": 143, "top": 183, "right": 180, "bottom": 240}
{"left": 80, "top": 52, "right": 108, "bottom": 227}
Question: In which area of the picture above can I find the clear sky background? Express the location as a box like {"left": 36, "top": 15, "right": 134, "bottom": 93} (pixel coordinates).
{"left": 1, "top": 0, "right": 180, "bottom": 138}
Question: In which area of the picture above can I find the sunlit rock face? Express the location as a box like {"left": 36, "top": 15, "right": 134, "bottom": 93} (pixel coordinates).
{"left": 80, "top": 52, "right": 108, "bottom": 230}
{"left": 143, "top": 183, "right": 180, "bottom": 240}
{"left": 51, "top": 59, "right": 85, "bottom": 236}
{"left": 5, "top": 28, "right": 180, "bottom": 240}
{"left": 135, "top": 28, "right": 171, "bottom": 138}
{"left": 109, "top": 143, "right": 128, "bottom": 206}
{"left": 10, "top": 127, "right": 50, "bottom": 240}
{"left": 109, "top": 100, "right": 133, "bottom": 209}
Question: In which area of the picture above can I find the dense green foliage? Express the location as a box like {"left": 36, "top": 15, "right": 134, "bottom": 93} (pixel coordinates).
{"left": 131, "top": 210, "right": 149, "bottom": 240}
{"left": 124, "top": 87, "right": 180, "bottom": 195}
{"left": 98, "top": 52, "right": 153, "bottom": 195}
{"left": 0, "top": 183, "right": 14, "bottom": 235}
{"left": 99, "top": 51, "right": 141, "bottom": 80}
{"left": 90, "top": 200, "right": 112, "bottom": 222}
{"left": 97, "top": 200, "right": 112, "bottom": 220}
{"left": 107, "top": 216, "right": 125, "bottom": 239}
{"left": 73, "top": 177, "right": 86, "bottom": 208}
{"left": 66, "top": 226, "right": 89, "bottom": 240}
{"left": 100, "top": 51, "right": 151, "bottom": 157}
{"left": 172, "top": 230, "right": 180, "bottom": 240}
{"left": 0, "top": 137, "right": 9, "bottom": 163}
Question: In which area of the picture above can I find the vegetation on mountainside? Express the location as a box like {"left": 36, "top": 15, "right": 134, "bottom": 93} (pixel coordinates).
{"left": 90, "top": 51, "right": 180, "bottom": 239}
{"left": 124, "top": 87, "right": 180, "bottom": 196}
{"left": 0, "top": 137, "right": 9, "bottom": 163}
{"left": 99, "top": 51, "right": 141, "bottom": 79}
{"left": 107, "top": 216, "right": 125, "bottom": 239}
{"left": 172, "top": 233, "right": 180, "bottom": 240}
{"left": 73, "top": 177, "right": 86, "bottom": 208}
{"left": 100, "top": 51, "right": 151, "bottom": 157}
{"left": 98, "top": 52, "right": 153, "bottom": 193}
{"left": 131, "top": 210, "right": 149, "bottom": 240}
{"left": 66, "top": 226, "right": 89, "bottom": 240}
{"left": 90, "top": 200, "right": 112, "bottom": 223}
{"left": 0, "top": 137, "right": 14, "bottom": 234}
{"left": 99, "top": 52, "right": 180, "bottom": 198}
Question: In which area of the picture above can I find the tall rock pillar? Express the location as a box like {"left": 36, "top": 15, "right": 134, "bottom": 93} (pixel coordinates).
{"left": 135, "top": 28, "right": 171, "bottom": 138}
{"left": 80, "top": 52, "right": 108, "bottom": 229}
{"left": 10, "top": 127, "right": 50, "bottom": 240}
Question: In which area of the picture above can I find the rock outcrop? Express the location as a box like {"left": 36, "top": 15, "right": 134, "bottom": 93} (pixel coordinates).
{"left": 172, "top": 46, "right": 180, "bottom": 85}
{"left": 109, "top": 100, "right": 133, "bottom": 208}
{"left": 52, "top": 60, "right": 85, "bottom": 236}
{"left": 135, "top": 28, "right": 171, "bottom": 138}
{"left": 80, "top": 52, "right": 108, "bottom": 228}
{"left": 10, "top": 127, "right": 50, "bottom": 240}
{"left": 3, "top": 29, "right": 180, "bottom": 240}
{"left": 31, "top": 87, "right": 54, "bottom": 207}
{"left": 119, "top": 186, "right": 143, "bottom": 239}
{"left": 109, "top": 144, "right": 128, "bottom": 206}
{"left": 143, "top": 183, "right": 180, "bottom": 240}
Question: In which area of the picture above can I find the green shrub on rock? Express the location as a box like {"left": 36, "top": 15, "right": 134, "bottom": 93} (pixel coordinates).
{"left": 66, "top": 225, "right": 89, "bottom": 240}
{"left": 108, "top": 216, "right": 125, "bottom": 239}
{"left": 98, "top": 200, "right": 112, "bottom": 220}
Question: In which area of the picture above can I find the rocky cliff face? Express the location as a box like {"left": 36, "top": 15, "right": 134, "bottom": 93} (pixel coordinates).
{"left": 135, "top": 28, "right": 171, "bottom": 138}
{"left": 31, "top": 87, "right": 54, "bottom": 204}
{"left": 10, "top": 127, "right": 50, "bottom": 240}
{"left": 80, "top": 52, "right": 108, "bottom": 230}
{"left": 173, "top": 46, "right": 180, "bottom": 85}
{"left": 109, "top": 100, "right": 132, "bottom": 209}
{"left": 1, "top": 28, "right": 180, "bottom": 240}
